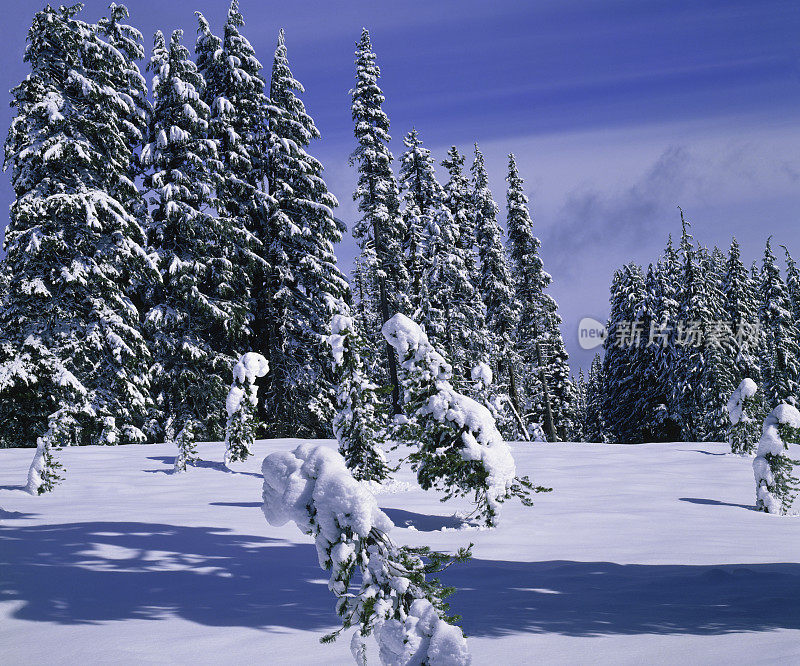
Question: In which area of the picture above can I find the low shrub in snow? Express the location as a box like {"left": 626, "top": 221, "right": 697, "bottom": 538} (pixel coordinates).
{"left": 726, "top": 378, "right": 761, "bottom": 455}
{"left": 262, "top": 444, "right": 472, "bottom": 665}
{"left": 382, "top": 313, "right": 549, "bottom": 527}
{"left": 753, "top": 403, "right": 800, "bottom": 514}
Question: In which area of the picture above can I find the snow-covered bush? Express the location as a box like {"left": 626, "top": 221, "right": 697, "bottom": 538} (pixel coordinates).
{"left": 171, "top": 419, "right": 197, "bottom": 474}
{"left": 382, "top": 313, "right": 548, "bottom": 527}
{"left": 726, "top": 378, "right": 761, "bottom": 455}
{"left": 470, "top": 363, "right": 527, "bottom": 442}
{"left": 262, "top": 444, "right": 471, "bottom": 665}
{"left": 223, "top": 353, "right": 269, "bottom": 468}
{"left": 328, "top": 311, "right": 391, "bottom": 482}
{"left": 753, "top": 404, "right": 800, "bottom": 514}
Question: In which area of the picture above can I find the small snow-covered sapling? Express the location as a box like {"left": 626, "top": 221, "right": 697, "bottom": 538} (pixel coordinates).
{"left": 753, "top": 404, "right": 800, "bottom": 514}
{"left": 726, "top": 378, "right": 761, "bottom": 455}
{"left": 262, "top": 444, "right": 472, "bottom": 665}
{"left": 382, "top": 313, "right": 550, "bottom": 527}
{"left": 224, "top": 352, "right": 269, "bottom": 468}
{"left": 328, "top": 311, "right": 391, "bottom": 482}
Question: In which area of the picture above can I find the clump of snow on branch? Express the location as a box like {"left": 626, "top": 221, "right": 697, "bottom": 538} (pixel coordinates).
{"left": 262, "top": 444, "right": 471, "bottom": 665}
{"left": 753, "top": 404, "right": 800, "bottom": 514}
{"left": 726, "top": 378, "right": 760, "bottom": 455}
{"left": 470, "top": 362, "right": 492, "bottom": 388}
{"left": 328, "top": 310, "right": 391, "bottom": 482}
{"left": 382, "top": 313, "right": 547, "bottom": 527}
{"left": 224, "top": 352, "right": 269, "bottom": 468}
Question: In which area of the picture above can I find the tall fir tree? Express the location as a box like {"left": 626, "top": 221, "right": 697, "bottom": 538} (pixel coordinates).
{"left": 584, "top": 354, "right": 606, "bottom": 442}
{"left": 261, "top": 28, "right": 349, "bottom": 436}
{"left": 422, "top": 146, "right": 489, "bottom": 382}
{"left": 782, "top": 245, "right": 800, "bottom": 324}
{"left": 759, "top": 238, "right": 800, "bottom": 408}
{"left": 441, "top": 146, "right": 478, "bottom": 276}
{"left": 350, "top": 28, "right": 407, "bottom": 413}
{"left": 398, "top": 128, "right": 442, "bottom": 313}
{"left": 0, "top": 3, "right": 157, "bottom": 449}
{"left": 141, "top": 29, "right": 249, "bottom": 453}
{"left": 195, "top": 1, "right": 270, "bottom": 336}
{"left": 601, "top": 263, "right": 647, "bottom": 443}
{"left": 723, "top": 237, "right": 762, "bottom": 389}
{"left": 506, "top": 154, "right": 575, "bottom": 440}
{"left": 472, "top": 145, "right": 522, "bottom": 425}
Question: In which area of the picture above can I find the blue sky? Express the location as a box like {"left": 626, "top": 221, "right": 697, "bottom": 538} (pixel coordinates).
{"left": 2, "top": 0, "right": 800, "bottom": 371}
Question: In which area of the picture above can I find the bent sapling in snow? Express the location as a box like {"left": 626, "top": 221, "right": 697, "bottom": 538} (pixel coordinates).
{"left": 262, "top": 444, "right": 471, "bottom": 665}
{"left": 383, "top": 313, "right": 549, "bottom": 527}
{"left": 726, "top": 378, "right": 761, "bottom": 455}
{"left": 328, "top": 311, "right": 392, "bottom": 482}
{"left": 224, "top": 353, "right": 269, "bottom": 468}
{"left": 753, "top": 404, "right": 800, "bottom": 514}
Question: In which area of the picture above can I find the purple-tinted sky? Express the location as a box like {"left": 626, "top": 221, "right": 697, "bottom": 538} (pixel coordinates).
{"left": 2, "top": 0, "right": 800, "bottom": 371}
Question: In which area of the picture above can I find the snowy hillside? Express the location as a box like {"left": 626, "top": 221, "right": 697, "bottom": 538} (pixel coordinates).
{"left": 2, "top": 439, "right": 799, "bottom": 665}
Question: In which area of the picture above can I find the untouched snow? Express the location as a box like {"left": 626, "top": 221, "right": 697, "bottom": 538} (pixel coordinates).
{"left": 2, "top": 439, "right": 800, "bottom": 665}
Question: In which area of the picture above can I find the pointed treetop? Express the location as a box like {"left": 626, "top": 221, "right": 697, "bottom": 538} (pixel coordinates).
{"left": 153, "top": 29, "right": 166, "bottom": 51}
{"left": 227, "top": 0, "right": 244, "bottom": 27}
{"left": 359, "top": 27, "right": 371, "bottom": 49}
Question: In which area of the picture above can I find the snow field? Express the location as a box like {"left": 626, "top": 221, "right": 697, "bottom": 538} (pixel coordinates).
{"left": 1, "top": 439, "right": 799, "bottom": 665}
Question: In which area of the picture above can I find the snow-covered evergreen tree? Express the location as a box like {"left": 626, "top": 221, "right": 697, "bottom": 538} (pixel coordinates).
{"left": 398, "top": 128, "right": 443, "bottom": 312}
{"left": 584, "top": 354, "right": 606, "bottom": 442}
{"left": 442, "top": 146, "right": 477, "bottom": 277}
{"left": 601, "top": 263, "right": 647, "bottom": 443}
{"left": 350, "top": 28, "right": 407, "bottom": 413}
{"left": 727, "top": 378, "right": 761, "bottom": 455}
{"left": 673, "top": 213, "right": 727, "bottom": 441}
{"left": 472, "top": 146, "right": 521, "bottom": 428}
{"left": 262, "top": 444, "right": 471, "bottom": 664}
{"left": 142, "top": 29, "right": 248, "bottom": 448}
{"left": 759, "top": 238, "right": 800, "bottom": 408}
{"left": 0, "top": 3, "right": 157, "bottom": 449}
{"left": 506, "top": 154, "right": 575, "bottom": 440}
{"left": 753, "top": 404, "right": 800, "bottom": 514}
{"left": 195, "top": 1, "right": 270, "bottom": 340}
{"left": 96, "top": 3, "right": 150, "bottom": 221}
{"left": 328, "top": 309, "right": 391, "bottom": 482}
{"left": 472, "top": 145, "right": 521, "bottom": 412}
{"left": 723, "top": 237, "right": 762, "bottom": 391}
{"left": 383, "top": 313, "right": 547, "bottom": 527}
{"left": 261, "top": 28, "right": 349, "bottom": 437}
{"left": 783, "top": 245, "right": 800, "bottom": 324}
{"left": 417, "top": 146, "right": 489, "bottom": 383}
{"left": 223, "top": 352, "right": 269, "bottom": 470}
{"left": 697, "top": 245, "right": 730, "bottom": 442}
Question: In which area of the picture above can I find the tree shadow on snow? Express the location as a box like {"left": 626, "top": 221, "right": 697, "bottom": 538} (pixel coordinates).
{"left": 679, "top": 497, "right": 754, "bottom": 511}
{"left": 0, "top": 484, "right": 27, "bottom": 493}
{"left": 0, "top": 520, "right": 333, "bottom": 631}
{"left": 442, "top": 558, "right": 800, "bottom": 637}
{"left": 381, "top": 508, "right": 467, "bottom": 532}
{"left": 209, "top": 501, "right": 262, "bottom": 508}
{"left": 4, "top": 520, "right": 800, "bottom": 638}
{"left": 144, "top": 456, "right": 261, "bottom": 477}
{"left": 0, "top": 508, "right": 35, "bottom": 519}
